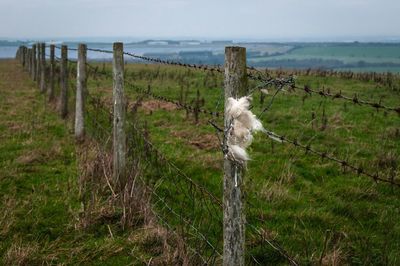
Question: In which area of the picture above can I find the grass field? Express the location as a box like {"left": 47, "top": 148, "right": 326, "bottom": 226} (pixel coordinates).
{"left": 0, "top": 60, "right": 175, "bottom": 265}
{"left": 86, "top": 62, "right": 400, "bottom": 264}
{"left": 248, "top": 43, "right": 400, "bottom": 72}
{"left": 1, "top": 59, "right": 400, "bottom": 265}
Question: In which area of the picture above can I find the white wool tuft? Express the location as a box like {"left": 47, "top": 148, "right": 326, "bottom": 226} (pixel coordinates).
{"left": 226, "top": 96, "right": 251, "bottom": 119}
{"left": 260, "top": 89, "right": 269, "bottom": 95}
{"left": 229, "top": 145, "right": 250, "bottom": 162}
{"left": 226, "top": 96, "right": 264, "bottom": 163}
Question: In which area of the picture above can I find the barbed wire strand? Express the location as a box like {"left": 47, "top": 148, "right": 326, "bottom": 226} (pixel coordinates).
{"left": 263, "top": 129, "right": 400, "bottom": 187}
{"left": 295, "top": 85, "right": 400, "bottom": 115}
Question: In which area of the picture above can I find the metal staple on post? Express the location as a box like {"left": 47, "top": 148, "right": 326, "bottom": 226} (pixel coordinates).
{"left": 75, "top": 44, "right": 87, "bottom": 141}
{"left": 112, "top": 42, "right": 126, "bottom": 190}
{"left": 223, "top": 46, "right": 248, "bottom": 266}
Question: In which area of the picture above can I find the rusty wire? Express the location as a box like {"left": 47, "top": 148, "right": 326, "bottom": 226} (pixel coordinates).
{"left": 126, "top": 82, "right": 222, "bottom": 118}
{"left": 295, "top": 85, "right": 400, "bottom": 115}
{"left": 263, "top": 129, "right": 400, "bottom": 187}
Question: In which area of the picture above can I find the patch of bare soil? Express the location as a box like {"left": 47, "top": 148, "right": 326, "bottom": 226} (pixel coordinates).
{"left": 171, "top": 130, "right": 219, "bottom": 151}
{"left": 141, "top": 100, "right": 178, "bottom": 114}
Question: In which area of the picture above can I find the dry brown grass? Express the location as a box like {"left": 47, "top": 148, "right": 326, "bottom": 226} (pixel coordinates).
{"left": 16, "top": 144, "right": 62, "bottom": 165}
{"left": 141, "top": 99, "right": 178, "bottom": 114}
{"left": 0, "top": 198, "right": 17, "bottom": 237}
{"left": 3, "top": 240, "right": 39, "bottom": 266}
{"left": 76, "top": 138, "right": 196, "bottom": 264}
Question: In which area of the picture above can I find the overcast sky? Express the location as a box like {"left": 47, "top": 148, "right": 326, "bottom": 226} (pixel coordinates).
{"left": 1, "top": 0, "right": 399, "bottom": 41}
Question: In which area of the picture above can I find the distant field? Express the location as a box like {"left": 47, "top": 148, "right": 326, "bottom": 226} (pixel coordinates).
{"left": 249, "top": 43, "right": 400, "bottom": 72}
{"left": 3, "top": 40, "right": 400, "bottom": 72}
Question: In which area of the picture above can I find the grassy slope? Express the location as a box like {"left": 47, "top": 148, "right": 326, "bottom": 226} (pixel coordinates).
{"left": 1, "top": 59, "right": 400, "bottom": 265}
{"left": 93, "top": 63, "right": 400, "bottom": 265}
{"left": 0, "top": 60, "right": 158, "bottom": 265}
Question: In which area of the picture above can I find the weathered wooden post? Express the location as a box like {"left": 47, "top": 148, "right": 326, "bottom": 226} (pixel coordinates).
{"left": 31, "top": 44, "right": 37, "bottom": 81}
{"left": 27, "top": 48, "right": 32, "bottom": 74}
{"left": 112, "top": 42, "right": 126, "bottom": 190}
{"left": 48, "top": 44, "right": 55, "bottom": 101}
{"left": 40, "top": 43, "right": 46, "bottom": 93}
{"left": 21, "top": 46, "right": 26, "bottom": 68}
{"left": 223, "top": 46, "right": 247, "bottom": 266}
{"left": 25, "top": 47, "right": 29, "bottom": 70}
{"left": 60, "top": 45, "right": 68, "bottom": 118}
{"left": 36, "top": 43, "right": 41, "bottom": 87}
{"left": 75, "top": 44, "right": 87, "bottom": 141}
{"left": 15, "top": 46, "right": 20, "bottom": 61}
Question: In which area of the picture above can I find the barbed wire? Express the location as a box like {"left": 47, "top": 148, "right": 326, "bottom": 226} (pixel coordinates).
{"left": 126, "top": 82, "right": 222, "bottom": 118}
{"left": 294, "top": 85, "right": 400, "bottom": 115}
{"left": 263, "top": 129, "right": 400, "bottom": 187}
{"left": 127, "top": 113, "right": 299, "bottom": 265}
{"left": 149, "top": 207, "right": 213, "bottom": 265}
{"left": 56, "top": 45, "right": 296, "bottom": 86}
{"left": 144, "top": 180, "right": 222, "bottom": 256}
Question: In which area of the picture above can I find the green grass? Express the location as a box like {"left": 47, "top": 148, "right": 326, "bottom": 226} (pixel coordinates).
{"left": 87, "top": 62, "right": 400, "bottom": 265}
{"left": 1, "top": 59, "right": 400, "bottom": 265}
{"left": 0, "top": 61, "right": 163, "bottom": 265}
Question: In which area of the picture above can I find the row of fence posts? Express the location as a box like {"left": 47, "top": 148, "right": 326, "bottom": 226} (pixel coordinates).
{"left": 16, "top": 43, "right": 250, "bottom": 266}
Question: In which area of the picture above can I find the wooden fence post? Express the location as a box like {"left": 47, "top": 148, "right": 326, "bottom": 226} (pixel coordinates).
{"left": 75, "top": 44, "right": 87, "bottom": 141}
{"left": 22, "top": 46, "right": 26, "bottom": 68}
{"left": 15, "top": 46, "right": 20, "bottom": 61}
{"left": 40, "top": 43, "right": 46, "bottom": 93}
{"left": 112, "top": 42, "right": 126, "bottom": 190}
{"left": 36, "top": 43, "right": 41, "bottom": 87}
{"left": 223, "top": 46, "right": 247, "bottom": 266}
{"left": 60, "top": 45, "right": 68, "bottom": 118}
{"left": 48, "top": 44, "right": 55, "bottom": 101}
{"left": 25, "top": 47, "right": 29, "bottom": 71}
{"left": 31, "top": 44, "right": 37, "bottom": 81}
{"left": 27, "top": 48, "right": 32, "bottom": 74}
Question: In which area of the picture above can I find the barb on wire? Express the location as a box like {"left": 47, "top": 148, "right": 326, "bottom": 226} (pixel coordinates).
{"left": 295, "top": 85, "right": 400, "bottom": 115}
{"left": 263, "top": 129, "right": 400, "bottom": 187}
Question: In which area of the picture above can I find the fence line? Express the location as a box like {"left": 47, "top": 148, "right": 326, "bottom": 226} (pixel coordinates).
{"left": 294, "top": 84, "right": 400, "bottom": 115}
{"left": 15, "top": 42, "right": 399, "bottom": 266}
{"left": 262, "top": 129, "right": 400, "bottom": 187}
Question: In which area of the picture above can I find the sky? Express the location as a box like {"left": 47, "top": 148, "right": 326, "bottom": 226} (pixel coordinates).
{"left": 0, "top": 0, "right": 399, "bottom": 41}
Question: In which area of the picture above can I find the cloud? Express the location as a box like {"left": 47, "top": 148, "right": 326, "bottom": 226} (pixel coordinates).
{"left": 0, "top": 0, "right": 399, "bottom": 39}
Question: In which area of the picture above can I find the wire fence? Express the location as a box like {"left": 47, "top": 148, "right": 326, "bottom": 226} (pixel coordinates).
{"left": 15, "top": 43, "right": 400, "bottom": 265}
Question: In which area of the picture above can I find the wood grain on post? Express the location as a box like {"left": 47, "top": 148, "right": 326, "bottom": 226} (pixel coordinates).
{"left": 31, "top": 44, "right": 36, "bottom": 81}
{"left": 48, "top": 44, "right": 55, "bottom": 101}
{"left": 40, "top": 43, "right": 46, "bottom": 93}
{"left": 60, "top": 45, "right": 68, "bottom": 119}
{"left": 36, "top": 43, "right": 41, "bottom": 87}
{"left": 112, "top": 42, "right": 126, "bottom": 191}
{"left": 223, "top": 46, "right": 247, "bottom": 266}
{"left": 75, "top": 44, "right": 87, "bottom": 141}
